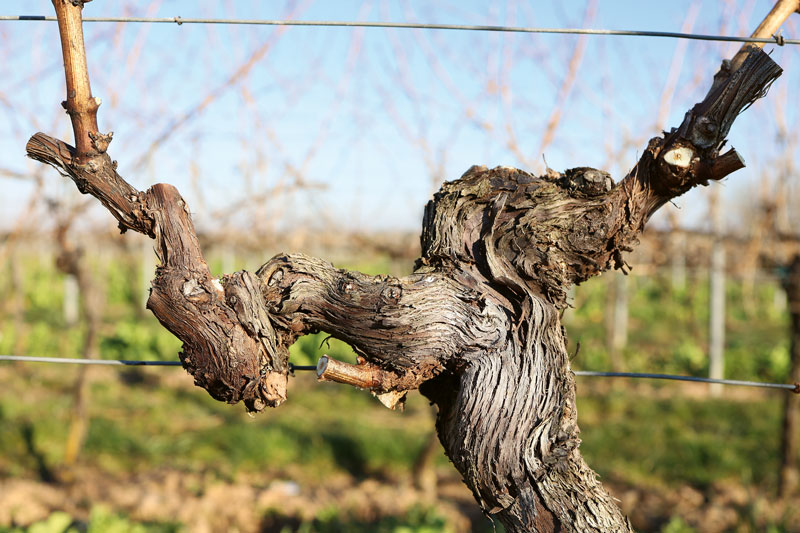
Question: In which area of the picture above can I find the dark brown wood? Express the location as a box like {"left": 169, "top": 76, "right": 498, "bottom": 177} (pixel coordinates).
{"left": 26, "top": 1, "right": 787, "bottom": 531}
{"left": 252, "top": 48, "right": 778, "bottom": 528}
{"left": 26, "top": 134, "right": 153, "bottom": 236}
{"left": 144, "top": 184, "right": 289, "bottom": 411}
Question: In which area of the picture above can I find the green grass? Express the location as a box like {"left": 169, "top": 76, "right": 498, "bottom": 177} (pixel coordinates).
{"left": 564, "top": 273, "right": 791, "bottom": 382}
{"left": 0, "top": 367, "right": 434, "bottom": 481}
{"left": 579, "top": 390, "right": 783, "bottom": 489}
{"left": 0, "top": 507, "right": 183, "bottom": 533}
{"left": 1, "top": 251, "right": 798, "bottom": 531}
{"left": 0, "top": 505, "right": 448, "bottom": 533}
{"left": 263, "top": 504, "right": 451, "bottom": 533}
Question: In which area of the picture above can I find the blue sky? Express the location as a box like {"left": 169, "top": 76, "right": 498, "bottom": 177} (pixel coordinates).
{"left": 1, "top": 1, "right": 797, "bottom": 235}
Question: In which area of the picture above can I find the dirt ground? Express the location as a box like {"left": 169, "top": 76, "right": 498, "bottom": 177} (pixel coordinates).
{"left": 1, "top": 465, "right": 798, "bottom": 532}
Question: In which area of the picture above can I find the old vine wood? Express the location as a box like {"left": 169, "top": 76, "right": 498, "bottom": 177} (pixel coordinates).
{"left": 27, "top": 1, "right": 787, "bottom": 531}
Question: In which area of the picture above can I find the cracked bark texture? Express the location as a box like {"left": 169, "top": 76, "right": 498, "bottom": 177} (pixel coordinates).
{"left": 28, "top": 3, "right": 784, "bottom": 530}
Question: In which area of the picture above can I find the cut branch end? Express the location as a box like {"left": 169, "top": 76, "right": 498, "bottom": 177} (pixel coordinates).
{"left": 317, "top": 355, "right": 410, "bottom": 410}
{"left": 317, "top": 354, "right": 395, "bottom": 390}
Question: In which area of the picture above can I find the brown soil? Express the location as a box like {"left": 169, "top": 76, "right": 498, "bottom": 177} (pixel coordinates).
{"left": 1, "top": 467, "right": 798, "bottom": 532}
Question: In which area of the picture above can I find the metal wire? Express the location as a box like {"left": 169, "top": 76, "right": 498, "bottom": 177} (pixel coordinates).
{"left": 0, "top": 355, "right": 181, "bottom": 366}
{"left": 1, "top": 355, "right": 797, "bottom": 393}
{"left": 0, "top": 16, "right": 797, "bottom": 46}
{"left": 0, "top": 355, "right": 316, "bottom": 372}
{"left": 573, "top": 370, "right": 800, "bottom": 393}
{"left": 1, "top": 12, "right": 795, "bottom": 391}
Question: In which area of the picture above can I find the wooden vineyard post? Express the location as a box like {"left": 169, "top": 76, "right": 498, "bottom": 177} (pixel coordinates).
{"left": 668, "top": 210, "right": 687, "bottom": 292}
{"left": 63, "top": 274, "right": 79, "bottom": 326}
{"left": 780, "top": 255, "right": 800, "bottom": 497}
{"left": 709, "top": 189, "right": 726, "bottom": 397}
{"left": 606, "top": 271, "right": 629, "bottom": 371}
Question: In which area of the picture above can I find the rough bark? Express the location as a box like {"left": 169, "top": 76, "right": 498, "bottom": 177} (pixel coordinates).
{"left": 28, "top": 2, "right": 786, "bottom": 531}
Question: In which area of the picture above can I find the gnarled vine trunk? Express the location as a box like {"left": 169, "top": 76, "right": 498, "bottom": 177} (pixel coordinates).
{"left": 28, "top": 1, "right": 789, "bottom": 531}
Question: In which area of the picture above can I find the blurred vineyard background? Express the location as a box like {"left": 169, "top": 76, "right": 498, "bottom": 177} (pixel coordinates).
{"left": 2, "top": 0, "right": 800, "bottom": 532}
{"left": 1, "top": 235, "right": 798, "bottom": 532}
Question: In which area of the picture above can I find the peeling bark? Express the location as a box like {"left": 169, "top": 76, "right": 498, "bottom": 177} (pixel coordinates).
{"left": 27, "top": 2, "right": 787, "bottom": 531}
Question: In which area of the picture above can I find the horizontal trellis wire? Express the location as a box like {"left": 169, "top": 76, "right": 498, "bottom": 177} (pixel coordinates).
{"left": 574, "top": 370, "right": 799, "bottom": 392}
{"left": 0, "top": 355, "right": 316, "bottom": 372}
{"left": 0, "top": 15, "right": 797, "bottom": 45}
{"left": 1, "top": 355, "right": 797, "bottom": 393}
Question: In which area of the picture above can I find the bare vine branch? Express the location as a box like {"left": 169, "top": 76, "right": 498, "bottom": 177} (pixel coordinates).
{"left": 24, "top": 1, "right": 793, "bottom": 531}
{"left": 51, "top": 0, "right": 101, "bottom": 162}
{"left": 708, "top": 0, "right": 798, "bottom": 93}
